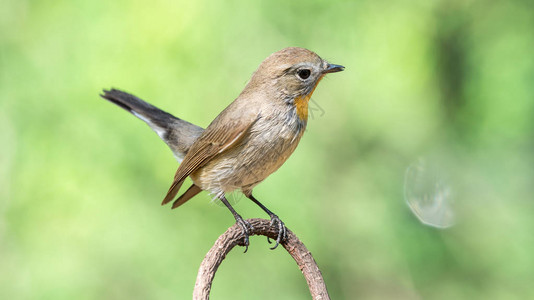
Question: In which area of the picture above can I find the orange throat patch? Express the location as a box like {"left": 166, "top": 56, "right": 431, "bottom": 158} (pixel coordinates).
{"left": 294, "top": 94, "right": 310, "bottom": 121}
{"left": 294, "top": 76, "right": 324, "bottom": 121}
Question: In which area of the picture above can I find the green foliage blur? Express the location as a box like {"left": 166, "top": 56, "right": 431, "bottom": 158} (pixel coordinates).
{"left": 1, "top": 0, "right": 533, "bottom": 298}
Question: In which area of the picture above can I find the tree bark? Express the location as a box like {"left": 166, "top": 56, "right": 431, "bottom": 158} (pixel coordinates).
{"left": 193, "top": 218, "right": 330, "bottom": 300}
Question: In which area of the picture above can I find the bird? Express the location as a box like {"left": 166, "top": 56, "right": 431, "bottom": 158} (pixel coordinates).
{"left": 101, "top": 47, "right": 344, "bottom": 251}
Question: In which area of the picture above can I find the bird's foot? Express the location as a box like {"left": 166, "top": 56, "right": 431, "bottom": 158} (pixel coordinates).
{"left": 235, "top": 216, "right": 253, "bottom": 253}
{"left": 266, "top": 214, "right": 287, "bottom": 250}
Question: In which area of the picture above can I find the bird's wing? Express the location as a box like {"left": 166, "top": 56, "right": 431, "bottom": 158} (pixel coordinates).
{"left": 162, "top": 110, "right": 259, "bottom": 205}
{"left": 171, "top": 184, "right": 202, "bottom": 209}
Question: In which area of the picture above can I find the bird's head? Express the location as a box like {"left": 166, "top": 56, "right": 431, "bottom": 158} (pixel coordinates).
{"left": 245, "top": 47, "right": 344, "bottom": 121}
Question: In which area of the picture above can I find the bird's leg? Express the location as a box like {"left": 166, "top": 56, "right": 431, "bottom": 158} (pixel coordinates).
{"left": 219, "top": 196, "right": 252, "bottom": 253}
{"left": 246, "top": 194, "right": 287, "bottom": 250}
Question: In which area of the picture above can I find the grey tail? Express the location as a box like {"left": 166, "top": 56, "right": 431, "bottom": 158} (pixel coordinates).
{"left": 100, "top": 88, "right": 204, "bottom": 160}
{"left": 101, "top": 88, "right": 182, "bottom": 136}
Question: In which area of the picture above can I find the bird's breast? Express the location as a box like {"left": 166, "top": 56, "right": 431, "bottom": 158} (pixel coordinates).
{"left": 192, "top": 108, "right": 306, "bottom": 194}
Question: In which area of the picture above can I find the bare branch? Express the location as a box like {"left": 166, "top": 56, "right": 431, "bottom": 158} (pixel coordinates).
{"left": 193, "top": 218, "right": 330, "bottom": 300}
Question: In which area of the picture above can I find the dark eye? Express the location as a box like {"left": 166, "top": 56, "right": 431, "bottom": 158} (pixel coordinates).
{"left": 297, "top": 69, "right": 311, "bottom": 80}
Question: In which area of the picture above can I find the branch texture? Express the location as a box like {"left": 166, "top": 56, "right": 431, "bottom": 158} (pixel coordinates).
{"left": 193, "top": 218, "right": 330, "bottom": 300}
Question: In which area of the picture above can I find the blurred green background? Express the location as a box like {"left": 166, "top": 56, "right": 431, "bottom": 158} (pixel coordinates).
{"left": 1, "top": 0, "right": 534, "bottom": 299}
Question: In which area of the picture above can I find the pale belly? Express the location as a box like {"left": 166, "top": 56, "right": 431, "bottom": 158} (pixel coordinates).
{"left": 190, "top": 118, "right": 305, "bottom": 196}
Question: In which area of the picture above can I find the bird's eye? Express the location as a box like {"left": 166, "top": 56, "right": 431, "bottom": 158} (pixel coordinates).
{"left": 297, "top": 69, "right": 311, "bottom": 80}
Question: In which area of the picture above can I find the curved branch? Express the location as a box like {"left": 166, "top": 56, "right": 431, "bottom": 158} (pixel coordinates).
{"left": 193, "top": 218, "right": 330, "bottom": 300}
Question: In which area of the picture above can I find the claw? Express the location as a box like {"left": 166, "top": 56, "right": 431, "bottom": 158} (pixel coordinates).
{"left": 268, "top": 214, "right": 286, "bottom": 250}
{"left": 235, "top": 217, "right": 253, "bottom": 253}
{"left": 244, "top": 195, "right": 287, "bottom": 249}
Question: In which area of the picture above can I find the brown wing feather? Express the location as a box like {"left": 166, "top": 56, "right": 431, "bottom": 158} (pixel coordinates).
{"left": 171, "top": 184, "right": 202, "bottom": 209}
{"left": 162, "top": 115, "right": 259, "bottom": 205}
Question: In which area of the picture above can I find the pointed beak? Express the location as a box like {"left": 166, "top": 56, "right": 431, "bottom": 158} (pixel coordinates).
{"left": 323, "top": 63, "right": 345, "bottom": 74}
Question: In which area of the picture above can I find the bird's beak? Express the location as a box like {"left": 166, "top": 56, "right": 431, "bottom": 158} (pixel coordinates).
{"left": 323, "top": 64, "right": 345, "bottom": 74}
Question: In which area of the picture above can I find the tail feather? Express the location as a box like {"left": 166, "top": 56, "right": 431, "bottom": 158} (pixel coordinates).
{"left": 100, "top": 88, "right": 204, "bottom": 161}
{"left": 101, "top": 88, "right": 205, "bottom": 207}
{"left": 101, "top": 89, "right": 181, "bottom": 136}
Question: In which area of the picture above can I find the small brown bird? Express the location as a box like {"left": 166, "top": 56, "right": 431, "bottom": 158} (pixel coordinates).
{"left": 101, "top": 47, "right": 344, "bottom": 251}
